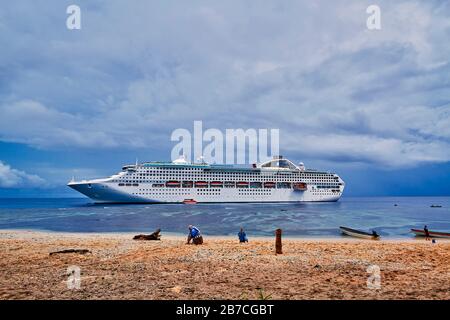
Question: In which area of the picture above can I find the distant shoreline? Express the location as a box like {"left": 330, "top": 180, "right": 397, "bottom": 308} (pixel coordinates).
{"left": 0, "top": 229, "right": 448, "bottom": 242}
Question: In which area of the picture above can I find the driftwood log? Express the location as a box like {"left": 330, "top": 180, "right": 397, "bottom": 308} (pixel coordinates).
{"left": 133, "top": 228, "right": 161, "bottom": 240}
{"left": 275, "top": 228, "right": 282, "bottom": 254}
{"left": 49, "top": 249, "right": 91, "bottom": 256}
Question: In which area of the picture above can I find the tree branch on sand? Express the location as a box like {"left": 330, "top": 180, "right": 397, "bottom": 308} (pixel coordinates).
{"left": 49, "top": 249, "right": 90, "bottom": 256}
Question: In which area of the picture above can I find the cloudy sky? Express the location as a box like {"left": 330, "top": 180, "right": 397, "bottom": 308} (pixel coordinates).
{"left": 0, "top": 0, "right": 449, "bottom": 197}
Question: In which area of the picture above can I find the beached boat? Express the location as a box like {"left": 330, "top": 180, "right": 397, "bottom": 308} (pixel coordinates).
{"left": 293, "top": 182, "right": 307, "bottom": 191}
{"left": 411, "top": 229, "right": 450, "bottom": 238}
{"left": 183, "top": 199, "right": 198, "bottom": 205}
{"left": 165, "top": 181, "right": 181, "bottom": 188}
{"left": 340, "top": 226, "right": 380, "bottom": 240}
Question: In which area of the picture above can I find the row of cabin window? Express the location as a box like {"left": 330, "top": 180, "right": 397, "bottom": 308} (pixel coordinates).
{"left": 117, "top": 178, "right": 335, "bottom": 184}
{"left": 127, "top": 175, "right": 337, "bottom": 183}
{"left": 134, "top": 173, "right": 336, "bottom": 179}
{"left": 119, "top": 183, "right": 293, "bottom": 189}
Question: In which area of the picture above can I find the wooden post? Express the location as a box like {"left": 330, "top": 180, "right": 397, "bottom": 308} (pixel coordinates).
{"left": 275, "top": 228, "right": 282, "bottom": 254}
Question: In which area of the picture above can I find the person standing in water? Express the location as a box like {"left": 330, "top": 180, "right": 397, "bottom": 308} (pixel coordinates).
{"left": 238, "top": 228, "right": 248, "bottom": 243}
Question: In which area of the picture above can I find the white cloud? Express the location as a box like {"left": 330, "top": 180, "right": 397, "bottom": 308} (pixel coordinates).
{"left": 0, "top": 161, "right": 46, "bottom": 188}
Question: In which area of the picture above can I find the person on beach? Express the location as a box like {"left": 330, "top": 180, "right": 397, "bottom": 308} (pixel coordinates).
{"left": 187, "top": 225, "right": 203, "bottom": 245}
{"left": 238, "top": 228, "right": 248, "bottom": 243}
{"left": 424, "top": 225, "right": 430, "bottom": 241}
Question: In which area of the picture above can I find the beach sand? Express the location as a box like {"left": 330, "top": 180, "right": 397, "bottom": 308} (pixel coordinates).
{"left": 0, "top": 230, "right": 449, "bottom": 300}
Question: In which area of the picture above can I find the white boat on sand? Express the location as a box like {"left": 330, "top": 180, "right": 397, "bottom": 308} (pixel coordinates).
{"left": 340, "top": 226, "right": 380, "bottom": 240}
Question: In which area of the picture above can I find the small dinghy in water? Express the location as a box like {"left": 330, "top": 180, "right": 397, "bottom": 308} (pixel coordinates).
{"left": 183, "top": 199, "right": 198, "bottom": 205}
{"left": 340, "top": 226, "right": 380, "bottom": 240}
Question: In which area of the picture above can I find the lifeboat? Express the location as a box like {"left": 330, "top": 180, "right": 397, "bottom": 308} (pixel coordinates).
{"left": 210, "top": 181, "right": 223, "bottom": 187}
{"left": 183, "top": 199, "right": 198, "bottom": 205}
{"left": 194, "top": 181, "right": 208, "bottom": 188}
{"left": 293, "top": 182, "right": 307, "bottom": 191}
{"left": 236, "top": 181, "right": 249, "bottom": 188}
{"left": 264, "top": 182, "right": 276, "bottom": 188}
{"left": 166, "top": 181, "right": 181, "bottom": 187}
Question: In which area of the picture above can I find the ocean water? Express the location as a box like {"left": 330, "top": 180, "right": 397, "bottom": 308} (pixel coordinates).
{"left": 0, "top": 197, "right": 449, "bottom": 238}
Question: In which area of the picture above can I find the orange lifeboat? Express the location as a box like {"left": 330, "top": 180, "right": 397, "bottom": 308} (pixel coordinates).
{"left": 194, "top": 181, "right": 208, "bottom": 188}
{"left": 264, "top": 182, "right": 276, "bottom": 188}
{"left": 166, "top": 181, "right": 181, "bottom": 187}
{"left": 210, "top": 181, "right": 223, "bottom": 187}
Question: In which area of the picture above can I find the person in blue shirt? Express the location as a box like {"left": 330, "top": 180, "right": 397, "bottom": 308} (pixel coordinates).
{"left": 238, "top": 227, "right": 248, "bottom": 243}
{"left": 187, "top": 225, "right": 203, "bottom": 245}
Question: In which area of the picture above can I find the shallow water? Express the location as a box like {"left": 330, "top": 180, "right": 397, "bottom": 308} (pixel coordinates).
{"left": 0, "top": 197, "right": 449, "bottom": 237}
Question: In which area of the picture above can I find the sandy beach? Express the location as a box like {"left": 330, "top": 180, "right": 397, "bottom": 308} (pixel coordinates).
{"left": 0, "top": 230, "right": 449, "bottom": 300}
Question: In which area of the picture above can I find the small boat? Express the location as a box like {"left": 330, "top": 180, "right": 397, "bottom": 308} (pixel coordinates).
{"left": 210, "top": 181, "right": 223, "bottom": 188}
{"left": 263, "top": 182, "right": 276, "bottom": 188}
{"left": 166, "top": 181, "right": 181, "bottom": 187}
{"left": 340, "top": 226, "right": 380, "bottom": 240}
{"left": 183, "top": 199, "right": 197, "bottom": 205}
{"left": 194, "top": 181, "right": 208, "bottom": 188}
{"left": 430, "top": 205, "right": 442, "bottom": 208}
{"left": 411, "top": 229, "right": 450, "bottom": 238}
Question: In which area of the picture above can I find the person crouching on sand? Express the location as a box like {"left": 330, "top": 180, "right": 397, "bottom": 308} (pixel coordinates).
{"left": 187, "top": 225, "right": 203, "bottom": 245}
{"left": 238, "top": 228, "right": 248, "bottom": 243}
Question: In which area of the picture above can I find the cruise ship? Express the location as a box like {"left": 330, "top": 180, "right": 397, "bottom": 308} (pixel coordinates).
{"left": 68, "top": 156, "right": 345, "bottom": 203}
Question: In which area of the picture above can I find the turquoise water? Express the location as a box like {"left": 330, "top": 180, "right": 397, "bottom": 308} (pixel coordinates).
{"left": 0, "top": 197, "right": 449, "bottom": 237}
